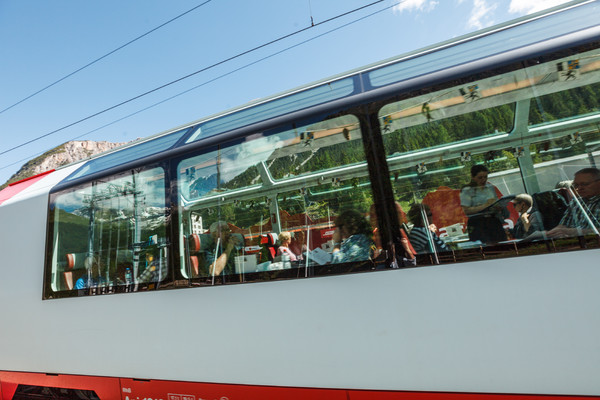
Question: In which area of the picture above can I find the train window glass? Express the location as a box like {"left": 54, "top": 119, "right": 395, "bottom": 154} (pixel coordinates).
{"left": 65, "top": 128, "right": 189, "bottom": 182}
{"left": 186, "top": 78, "right": 355, "bottom": 142}
{"left": 367, "top": 2, "right": 600, "bottom": 88}
{"left": 524, "top": 49, "right": 600, "bottom": 239}
{"left": 275, "top": 176, "right": 375, "bottom": 273}
{"left": 47, "top": 167, "right": 168, "bottom": 297}
{"left": 178, "top": 113, "right": 376, "bottom": 284}
{"left": 386, "top": 150, "right": 521, "bottom": 255}
{"left": 266, "top": 115, "right": 364, "bottom": 180}
{"left": 380, "top": 89, "right": 514, "bottom": 156}
{"left": 528, "top": 50, "right": 600, "bottom": 127}
{"left": 178, "top": 140, "right": 267, "bottom": 203}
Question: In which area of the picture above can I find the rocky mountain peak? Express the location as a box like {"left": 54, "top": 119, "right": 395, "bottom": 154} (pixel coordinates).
{"left": 1, "top": 140, "right": 127, "bottom": 189}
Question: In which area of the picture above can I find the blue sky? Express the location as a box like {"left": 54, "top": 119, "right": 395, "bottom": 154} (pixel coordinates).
{"left": 0, "top": 0, "right": 573, "bottom": 184}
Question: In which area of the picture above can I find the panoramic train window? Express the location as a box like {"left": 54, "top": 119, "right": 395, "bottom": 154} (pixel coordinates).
{"left": 383, "top": 151, "right": 522, "bottom": 255}
{"left": 366, "top": 2, "right": 600, "bottom": 88}
{"left": 45, "top": 167, "right": 168, "bottom": 298}
{"left": 65, "top": 127, "right": 190, "bottom": 182}
{"left": 376, "top": 46, "right": 600, "bottom": 258}
{"left": 177, "top": 114, "right": 377, "bottom": 283}
{"left": 380, "top": 76, "right": 515, "bottom": 156}
{"left": 525, "top": 49, "right": 600, "bottom": 190}
{"left": 186, "top": 77, "right": 355, "bottom": 142}
{"left": 518, "top": 49, "right": 600, "bottom": 240}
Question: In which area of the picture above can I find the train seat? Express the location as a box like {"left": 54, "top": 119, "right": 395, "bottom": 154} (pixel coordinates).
{"left": 532, "top": 190, "right": 568, "bottom": 231}
{"left": 63, "top": 253, "right": 87, "bottom": 290}
{"left": 259, "top": 233, "right": 279, "bottom": 262}
{"left": 187, "top": 233, "right": 212, "bottom": 277}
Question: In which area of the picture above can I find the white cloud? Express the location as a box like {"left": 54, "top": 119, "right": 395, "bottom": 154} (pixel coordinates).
{"left": 393, "top": 0, "right": 439, "bottom": 13}
{"left": 509, "top": 0, "right": 572, "bottom": 15}
{"left": 467, "top": 0, "right": 497, "bottom": 29}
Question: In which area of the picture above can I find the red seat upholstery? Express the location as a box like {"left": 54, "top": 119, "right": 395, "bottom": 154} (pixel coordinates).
{"left": 189, "top": 255, "right": 199, "bottom": 276}
{"left": 260, "top": 233, "right": 278, "bottom": 261}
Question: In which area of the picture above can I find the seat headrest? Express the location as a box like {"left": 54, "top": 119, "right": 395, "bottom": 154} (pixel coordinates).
{"left": 65, "top": 253, "right": 75, "bottom": 270}
{"left": 189, "top": 233, "right": 214, "bottom": 253}
{"left": 260, "top": 233, "right": 278, "bottom": 246}
{"left": 189, "top": 255, "right": 199, "bottom": 276}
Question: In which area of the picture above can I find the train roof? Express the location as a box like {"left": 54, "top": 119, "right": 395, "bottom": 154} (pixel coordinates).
{"left": 43, "top": 0, "right": 600, "bottom": 187}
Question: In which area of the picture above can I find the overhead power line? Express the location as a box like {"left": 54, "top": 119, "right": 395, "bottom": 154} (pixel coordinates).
{"left": 0, "top": 0, "right": 405, "bottom": 174}
{"left": 0, "top": 0, "right": 214, "bottom": 116}
{"left": 0, "top": 0, "right": 387, "bottom": 158}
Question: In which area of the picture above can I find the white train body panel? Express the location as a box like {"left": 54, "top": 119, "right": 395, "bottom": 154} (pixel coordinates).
{"left": 1, "top": 3, "right": 600, "bottom": 398}
{"left": 0, "top": 172, "right": 599, "bottom": 395}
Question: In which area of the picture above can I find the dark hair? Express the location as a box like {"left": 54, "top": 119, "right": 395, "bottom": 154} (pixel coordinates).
{"left": 407, "top": 203, "right": 432, "bottom": 227}
{"left": 575, "top": 167, "right": 600, "bottom": 179}
{"left": 463, "top": 164, "right": 490, "bottom": 188}
{"left": 335, "top": 209, "right": 372, "bottom": 237}
{"left": 470, "top": 164, "right": 489, "bottom": 177}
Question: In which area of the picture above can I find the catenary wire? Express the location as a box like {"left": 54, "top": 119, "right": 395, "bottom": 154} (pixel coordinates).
{"left": 0, "top": 0, "right": 214, "bottom": 116}
{"left": 0, "top": 0, "right": 404, "bottom": 173}
{"left": 0, "top": 0, "right": 406, "bottom": 175}
{"left": 0, "top": 0, "right": 387, "bottom": 158}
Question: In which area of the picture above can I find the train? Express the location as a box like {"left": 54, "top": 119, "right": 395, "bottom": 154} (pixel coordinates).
{"left": 1, "top": 1, "right": 600, "bottom": 399}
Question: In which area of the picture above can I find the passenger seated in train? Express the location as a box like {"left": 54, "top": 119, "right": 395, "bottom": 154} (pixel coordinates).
{"left": 407, "top": 204, "right": 449, "bottom": 254}
{"left": 460, "top": 164, "right": 507, "bottom": 243}
{"left": 75, "top": 256, "right": 107, "bottom": 289}
{"left": 547, "top": 167, "right": 600, "bottom": 238}
{"left": 369, "top": 203, "right": 416, "bottom": 266}
{"left": 277, "top": 232, "right": 298, "bottom": 261}
{"left": 331, "top": 209, "right": 373, "bottom": 264}
{"left": 288, "top": 230, "right": 307, "bottom": 259}
{"left": 509, "top": 194, "right": 544, "bottom": 239}
{"left": 206, "top": 221, "right": 243, "bottom": 275}
{"left": 137, "top": 252, "right": 167, "bottom": 283}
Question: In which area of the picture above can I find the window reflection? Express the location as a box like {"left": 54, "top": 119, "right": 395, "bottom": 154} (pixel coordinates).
{"left": 178, "top": 115, "right": 376, "bottom": 283}
{"left": 49, "top": 168, "right": 168, "bottom": 296}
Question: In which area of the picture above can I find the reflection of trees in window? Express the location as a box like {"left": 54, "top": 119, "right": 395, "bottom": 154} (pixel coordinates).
{"left": 531, "top": 139, "right": 589, "bottom": 164}
{"left": 221, "top": 165, "right": 261, "bottom": 190}
{"left": 277, "top": 178, "right": 374, "bottom": 226}
{"left": 55, "top": 208, "right": 88, "bottom": 255}
{"left": 269, "top": 140, "right": 365, "bottom": 180}
{"left": 383, "top": 105, "right": 515, "bottom": 155}
{"left": 530, "top": 82, "right": 600, "bottom": 124}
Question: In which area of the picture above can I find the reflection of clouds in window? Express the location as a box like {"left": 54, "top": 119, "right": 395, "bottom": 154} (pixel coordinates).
{"left": 56, "top": 190, "right": 88, "bottom": 213}
{"left": 140, "top": 176, "right": 166, "bottom": 208}
{"left": 219, "top": 135, "right": 284, "bottom": 182}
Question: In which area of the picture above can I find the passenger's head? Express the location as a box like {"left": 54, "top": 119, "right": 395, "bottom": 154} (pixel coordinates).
{"left": 573, "top": 168, "right": 600, "bottom": 198}
{"left": 210, "top": 221, "right": 231, "bottom": 240}
{"left": 511, "top": 194, "right": 533, "bottom": 213}
{"left": 335, "top": 209, "right": 371, "bottom": 239}
{"left": 407, "top": 203, "right": 433, "bottom": 227}
{"left": 555, "top": 180, "right": 573, "bottom": 189}
{"left": 470, "top": 164, "right": 489, "bottom": 187}
{"left": 278, "top": 231, "right": 292, "bottom": 245}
